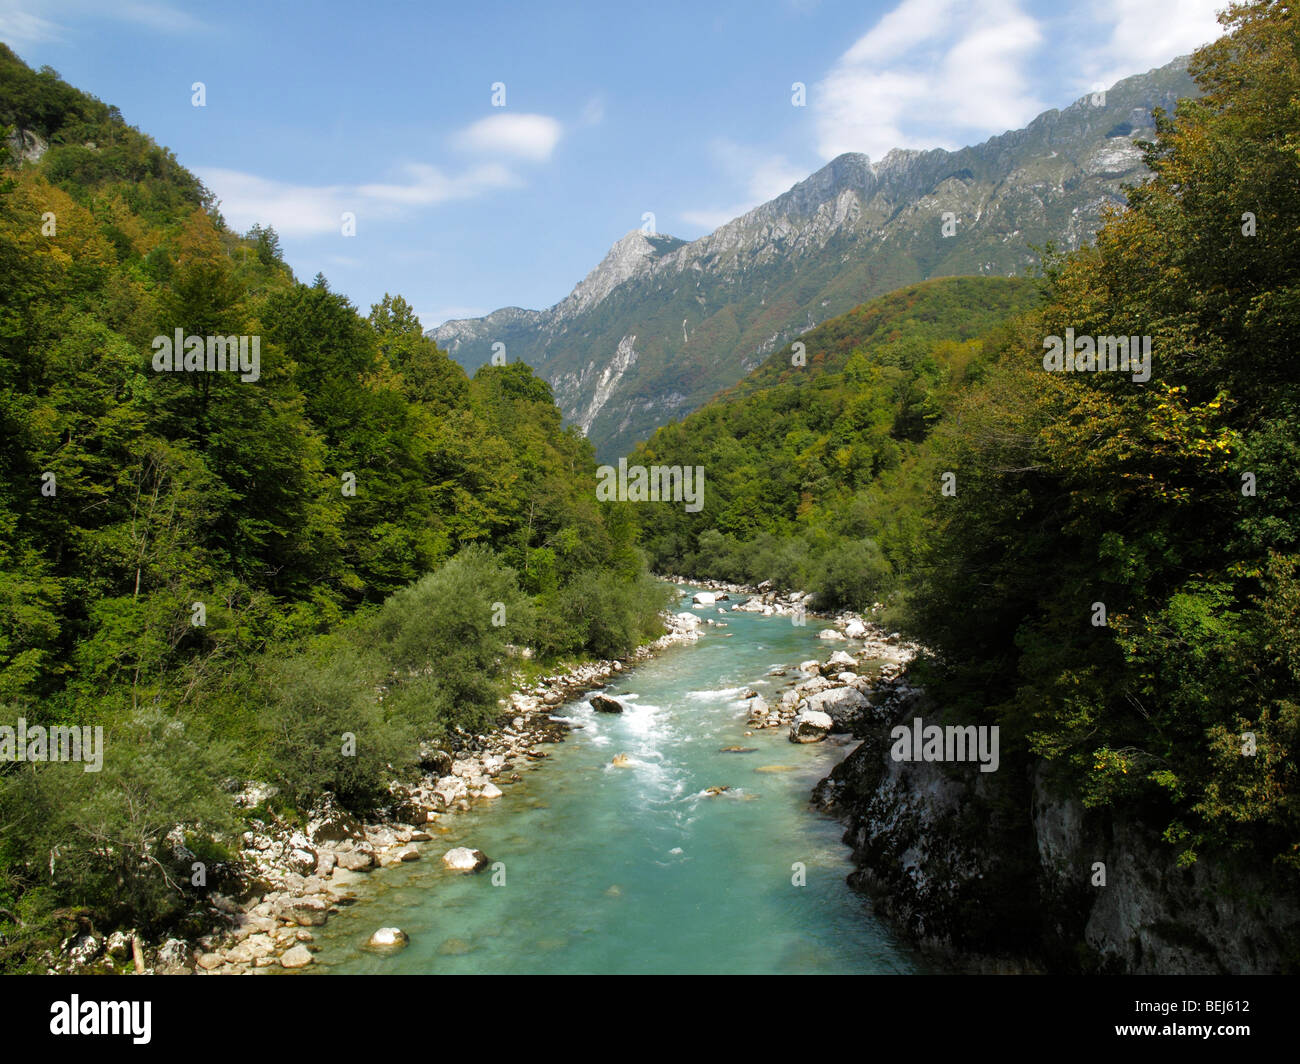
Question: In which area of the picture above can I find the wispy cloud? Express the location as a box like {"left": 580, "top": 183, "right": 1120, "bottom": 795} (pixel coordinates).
{"left": 453, "top": 113, "right": 563, "bottom": 162}
{"left": 580, "top": 95, "right": 606, "bottom": 127}
{"left": 196, "top": 161, "right": 520, "bottom": 238}
{"left": 680, "top": 138, "right": 808, "bottom": 231}
{"left": 0, "top": 0, "right": 209, "bottom": 41}
{"left": 0, "top": 4, "right": 64, "bottom": 44}
{"left": 1081, "top": 0, "right": 1225, "bottom": 88}
{"left": 814, "top": 0, "right": 1044, "bottom": 161}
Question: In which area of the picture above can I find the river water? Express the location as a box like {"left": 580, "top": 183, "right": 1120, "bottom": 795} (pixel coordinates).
{"left": 306, "top": 592, "right": 922, "bottom": 974}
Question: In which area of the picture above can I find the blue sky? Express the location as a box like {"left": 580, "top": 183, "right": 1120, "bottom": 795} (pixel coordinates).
{"left": 3, "top": 0, "right": 1226, "bottom": 329}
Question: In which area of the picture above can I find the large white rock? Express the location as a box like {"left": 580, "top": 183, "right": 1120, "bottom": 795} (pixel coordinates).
{"left": 692, "top": 591, "right": 717, "bottom": 605}
{"left": 480, "top": 782, "right": 503, "bottom": 799}
{"left": 674, "top": 612, "right": 701, "bottom": 629}
{"left": 801, "top": 686, "right": 870, "bottom": 731}
{"left": 845, "top": 618, "right": 868, "bottom": 639}
{"left": 817, "top": 629, "right": 846, "bottom": 641}
{"left": 279, "top": 945, "right": 314, "bottom": 969}
{"left": 798, "top": 660, "right": 821, "bottom": 675}
{"left": 443, "top": 847, "right": 490, "bottom": 873}
{"left": 827, "top": 650, "right": 855, "bottom": 666}
{"left": 789, "top": 710, "right": 833, "bottom": 743}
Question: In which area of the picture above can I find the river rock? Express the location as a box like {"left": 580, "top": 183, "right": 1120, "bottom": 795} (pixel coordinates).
{"left": 801, "top": 686, "right": 870, "bottom": 731}
{"left": 443, "top": 847, "right": 490, "bottom": 872}
{"left": 479, "top": 782, "right": 503, "bottom": 799}
{"left": 844, "top": 618, "right": 868, "bottom": 639}
{"left": 396, "top": 845, "right": 421, "bottom": 862}
{"left": 827, "top": 650, "right": 855, "bottom": 666}
{"left": 798, "top": 660, "right": 821, "bottom": 675}
{"left": 278, "top": 945, "right": 314, "bottom": 969}
{"left": 590, "top": 694, "right": 625, "bottom": 713}
{"left": 366, "top": 927, "right": 410, "bottom": 951}
{"left": 692, "top": 591, "right": 717, "bottom": 605}
{"left": 790, "top": 709, "right": 833, "bottom": 743}
{"left": 611, "top": 753, "right": 632, "bottom": 767}
{"left": 309, "top": 804, "right": 364, "bottom": 844}
{"left": 335, "top": 849, "right": 375, "bottom": 872}
{"left": 818, "top": 629, "right": 846, "bottom": 641}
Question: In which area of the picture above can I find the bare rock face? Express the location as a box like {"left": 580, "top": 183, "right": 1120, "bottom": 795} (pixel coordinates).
{"left": 813, "top": 679, "right": 1300, "bottom": 973}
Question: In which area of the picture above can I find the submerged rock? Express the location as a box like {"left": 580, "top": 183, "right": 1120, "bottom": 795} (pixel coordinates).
{"left": 366, "top": 927, "right": 410, "bottom": 951}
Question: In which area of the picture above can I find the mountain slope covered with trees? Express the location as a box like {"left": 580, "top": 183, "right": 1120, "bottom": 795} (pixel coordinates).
{"left": 0, "top": 44, "right": 668, "bottom": 969}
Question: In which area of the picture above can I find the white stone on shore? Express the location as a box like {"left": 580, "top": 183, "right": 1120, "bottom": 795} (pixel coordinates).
{"left": 845, "top": 618, "right": 868, "bottom": 639}
{"left": 443, "top": 847, "right": 490, "bottom": 873}
{"left": 279, "top": 945, "right": 314, "bottom": 969}
{"left": 789, "top": 709, "right": 833, "bottom": 743}
{"left": 817, "top": 629, "right": 845, "bottom": 641}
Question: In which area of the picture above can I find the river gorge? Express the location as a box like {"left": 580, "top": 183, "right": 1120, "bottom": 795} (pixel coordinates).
{"left": 295, "top": 592, "right": 924, "bottom": 975}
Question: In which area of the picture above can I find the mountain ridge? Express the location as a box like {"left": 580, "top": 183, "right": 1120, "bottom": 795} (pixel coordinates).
{"left": 432, "top": 57, "right": 1198, "bottom": 461}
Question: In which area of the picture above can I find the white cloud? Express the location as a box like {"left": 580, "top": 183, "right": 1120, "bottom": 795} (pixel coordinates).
{"left": 680, "top": 208, "right": 742, "bottom": 230}
{"left": 814, "top": 0, "right": 1044, "bottom": 161}
{"left": 0, "top": 5, "right": 63, "bottom": 44}
{"left": 453, "top": 113, "right": 563, "bottom": 162}
{"left": 680, "top": 139, "right": 809, "bottom": 232}
{"left": 113, "top": 2, "right": 208, "bottom": 33}
{"left": 195, "top": 162, "right": 519, "bottom": 238}
{"left": 425, "top": 305, "right": 489, "bottom": 326}
{"left": 0, "top": 0, "right": 208, "bottom": 40}
{"left": 1082, "top": 0, "right": 1226, "bottom": 88}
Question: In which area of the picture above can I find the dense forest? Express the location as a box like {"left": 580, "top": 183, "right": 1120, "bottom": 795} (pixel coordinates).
{"left": 0, "top": 43, "right": 668, "bottom": 969}
{"left": 632, "top": 275, "right": 1042, "bottom": 611}
{"left": 636, "top": 0, "right": 1299, "bottom": 889}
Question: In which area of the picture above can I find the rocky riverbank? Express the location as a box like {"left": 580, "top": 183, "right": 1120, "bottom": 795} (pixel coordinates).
{"left": 47, "top": 610, "right": 703, "bottom": 976}
{"left": 808, "top": 664, "right": 1300, "bottom": 974}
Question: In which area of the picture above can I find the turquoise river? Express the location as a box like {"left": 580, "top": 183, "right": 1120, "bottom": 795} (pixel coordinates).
{"left": 303, "top": 591, "right": 924, "bottom": 974}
